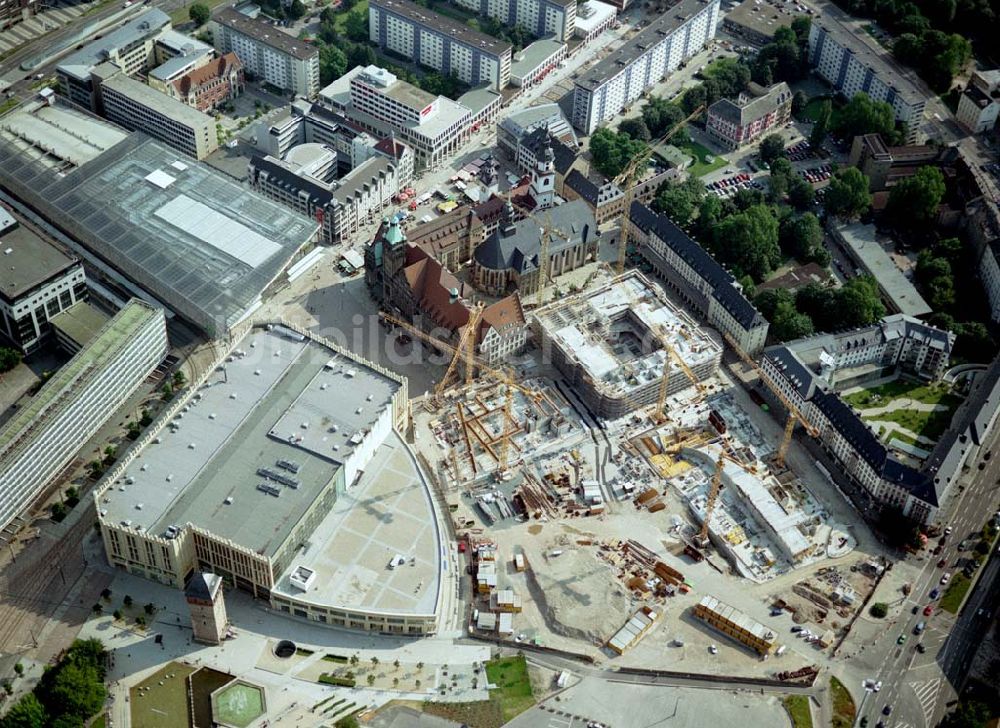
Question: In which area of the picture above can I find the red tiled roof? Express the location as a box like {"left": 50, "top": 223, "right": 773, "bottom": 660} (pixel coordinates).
{"left": 481, "top": 294, "right": 525, "bottom": 337}
{"left": 401, "top": 243, "right": 471, "bottom": 332}
{"left": 172, "top": 52, "right": 242, "bottom": 97}
{"left": 374, "top": 137, "right": 409, "bottom": 159}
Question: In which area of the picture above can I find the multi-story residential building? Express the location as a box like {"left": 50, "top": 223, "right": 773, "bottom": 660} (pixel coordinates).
{"left": 807, "top": 0, "right": 927, "bottom": 144}
{"left": 452, "top": 0, "right": 577, "bottom": 41}
{"left": 956, "top": 69, "right": 1000, "bottom": 134}
{"left": 56, "top": 8, "right": 172, "bottom": 110}
{"left": 213, "top": 6, "right": 320, "bottom": 97}
{"left": 0, "top": 209, "right": 87, "bottom": 355}
{"left": 571, "top": 0, "right": 720, "bottom": 134}
{"left": 0, "top": 300, "right": 167, "bottom": 534}
{"left": 163, "top": 52, "right": 245, "bottom": 112}
{"left": 322, "top": 65, "right": 474, "bottom": 169}
{"left": 369, "top": 0, "right": 513, "bottom": 90}
{"left": 705, "top": 81, "right": 792, "bottom": 150}
{"left": 628, "top": 202, "right": 769, "bottom": 355}
{"left": 562, "top": 170, "right": 625, "bottom": 225}
{"left": 760, "top": 316, "right": 955, "bottom": 523}
{"left": 95, "top": 64, "right": 218, "bottom": 160}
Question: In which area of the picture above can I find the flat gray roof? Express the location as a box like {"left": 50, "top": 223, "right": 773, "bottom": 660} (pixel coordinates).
{"left": 49, "top": 301, "right": 110, "bottom": 347}
{"left": 810, "top": 0, "right": 927, "bottom": 106}
{"left": 214, "top": 7, "right": 318, "bottom": 60}
{"left": 511, "top": 39, "right": 566, "bottom": 80}
{"left": 834, "top": 222, "right": 931, "bottom": 317}
{"left": 0, "top": 133, "right": 318, "bottom": 334}
{"left": 0, "top": 221, "right": 79, "bottom": 301}
{"left": 723, "top": 0, "right": 800, "bottom": 41}
{"left": 576, "top": 0, "right": 716, "bottom": 91}
{"left": 371, "top": 0, "right": 512, "bottom": 57}
{"left": 271, "top": 430, "right": 440, "bottom": 615}
{"left": 100, "top": 71, "right": 215, "bottom": 129}
{"left": 56, "top": 8, "right": 171, "bottom": 81}
{"left": 100, "top": 327, "right": 401, "bottom": 557}
{"left": 0, "top": 100, "right": 128, "bottom": 170}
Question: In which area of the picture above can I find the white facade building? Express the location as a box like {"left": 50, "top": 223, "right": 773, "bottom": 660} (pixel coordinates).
{"left": 0, "top": 300, "right": 167, "bottom": 533}
{"left": 571, "top": 0, "right": 719, "bottom": 134}
{"left": 451, "top": 0, "right": 577, "bottom": 41}
{"left": 956, "top": 70, "right": 1000, "bottom": 134}
{"left": 807, "top": 4, "right": 927, "bottom": 144}
{"left": 213, "top": 7, "right": 320, "bottom": 97}
{"left": 369, "top": 0, "right": 512, "bottom": 90}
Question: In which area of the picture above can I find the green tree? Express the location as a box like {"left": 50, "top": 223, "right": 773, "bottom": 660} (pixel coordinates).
{"left": 1, "top": 693, "right": 46, "bottom": 728}
{"left": 126, "top": 421, "right": 141, "bottom": 441}
{"left": 916, "top": 250, "right": 955, "bottom": 309}
{"left": 144, "top": 602, "right": 156, "bottom": 615}
{"left": 791, "top": 90, "right": 807, "bottom": 117}
{"left": 836, "top": 93, "right": 896, "bottom": 140}
{"left": 754, "top": 288, "right": 794, "bottom": 321}
{"left": 711, "top": 205, "right": 781, "bottom": 282}
{"left": 0, "top": 347, "right": 20, "bottom": 372}
{"left": 366, "top": 673, "right": 376, "bottom": 686}
{"left": 188, "top": 2, "right": 210, "bottom": 26}
{"left": 139, "top": 409, "right": 153, "bottom": 427}
{"left": 940, "top": 699, "right": 991, "bottom": 728}
{"left": 288, "top": 0, "right": 306, "bottom": 19}
{"left": 588, "top": 128, "right": 646, "bottom": 179}
{"left": 123, "top": 595, "right": 133, "bottom": 608}
{"left": 13, "top": 663, "right": 23, "bottom": 677}
{"left": 780, "top": 212, "right": 824, "bottom": 262}
{"left": 45, "top": 663, "right": 106, "bottom": 723}
{"left": 887, "top": 166, "right": 946, "bottom": 232}
{"left": 838, "top": 276, "right": 886, "bottom": 328}
{"left": 347, "top": 44, "right": 377, "bottom": 69}
{"left": 788, "top": 176, "right": 815, "bottom": 210}
{"left": 642, "top": 96, "right": 688, "bottom": 139}
{"left": 619, "top": 117, "right": 651, "bottom": 141}
{"left": 319, "top": 45, "right": 348, "bottom": 85}
{"left": 809, "top": 99, "right": 832, "bottom": 148}
{"left": 161, "top": 382, "right": 174, "bottom": 402}
{"left": 343, "top": 9, "right": 368, "bottom": 41}
{"left": 50, "top": 502, "right": 67, "bottom": 522}
{"left": 771, "top": 300, "right": 815, "bottom": 341}
{"left": 954, "top": 321, "right": 996, "bottom": 363}
{"left": 869, "top": 602, "right": 889, "bottom": 618}
{"left": 824, "top": 167, "right": 872, "bottom": 219}
{"left": 768, "top": 157, "right": 793, "bottom": 200}
{"left": 112, "top": 609, "right": 123, "bottom": 621}
{"left": 653, "top": 177, "right": 704, "bottom": 225}
{"left": 759, "top": 134, "right": 786, "bottom": 164}
{"left": 91, "top": 604, "right": 103, "bottom": 615}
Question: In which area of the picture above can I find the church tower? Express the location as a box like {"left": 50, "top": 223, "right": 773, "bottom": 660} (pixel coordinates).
{"left": 529, "top": 132, "right": 556, "bottom": 210}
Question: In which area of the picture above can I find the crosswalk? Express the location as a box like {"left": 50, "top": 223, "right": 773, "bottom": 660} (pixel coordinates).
{"left": 909, "top": 677, "right": 943, "bottom": 725}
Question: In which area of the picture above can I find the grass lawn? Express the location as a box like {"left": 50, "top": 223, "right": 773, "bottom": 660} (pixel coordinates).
{"left": 870, "top": 406, "right": 956, "bottom": 442}
{"left": 940, "top": 573, "right": 972, "bottom": 614}
{"left": 843, "top": 379, "right": 958, "bottom": 408}
{"left": 428, "top": 0, "right": 476, "bottom": 23}
{"left": 130, "top": 662, "right": 197, "bottom": 728}
{"left": 485, "top": 656, "right": 535, "bottom": 722}
{"left": 799, "top": 96, "right": 844, "bottom": 128}
{"left": 169, "top": 0, "right": 231, "bottom": 26}
{"left": 677, "top": 138, "right": 726, "bottom": 177}
{"left": 783, "top": 695, "right": 813, "bottom": 728}
{"left": 328, "top": 0, "right": 368, "bottom": 33}
{"left": 830, "top": 677, "right": 856, "bottom": 728}
{"left": 0, "top": 97, "right": 20, "bottom": 117}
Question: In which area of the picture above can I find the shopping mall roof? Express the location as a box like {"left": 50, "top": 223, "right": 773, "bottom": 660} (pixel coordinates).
{"left": 0, "top": 100, "right": 127, "bottom": 170}
{"left": 0, "top": 133, "right": 319, "bottom": 335}
{"left": 99, "top": 326, "right": 402, "bottom": 557}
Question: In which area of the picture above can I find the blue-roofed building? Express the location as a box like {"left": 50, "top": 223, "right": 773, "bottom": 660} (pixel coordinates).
{"left": 627, "top": 202, "right": 768, "bottom": 354}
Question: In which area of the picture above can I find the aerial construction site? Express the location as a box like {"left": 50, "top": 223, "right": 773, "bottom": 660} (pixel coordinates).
{"left": 403, "top": 270, "right": 870, "bottom": 669}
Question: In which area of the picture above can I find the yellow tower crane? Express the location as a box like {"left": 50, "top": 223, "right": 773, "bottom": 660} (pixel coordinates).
{"left": 615, "top": 105, "right": 706, "bottom": 275}
{"left": 721, "top": 331, "right": 819, "bottom": 468}
{"left": 435, "top": 301, "right": 484, "bottom": 397}
{"left": 697, "top": 448, "right": 760, "bottom": 546}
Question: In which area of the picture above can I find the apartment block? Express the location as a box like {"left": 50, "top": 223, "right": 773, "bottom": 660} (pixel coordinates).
{"left": 451, "top": 0, "right": 577, "bottom": 41}
{"left": 807, "top": 1, "right": 927, "bottom": 143}
{"left": 628, "top": 202, "right": 769, "bottom": 355}
{"left": 571, "top": 0, "right": 719, "bottom": 134}
{"left": 0, "top": 210, "right": 87, "bottom": 355}
{"left": 0, "top": 300, "right": 167, "bottom": 533}
{"left": 369, "top": 0, "right": 513, "bottom": 90}
{"left": 96, "top": 65, "right": 218, "bottom": 160}
{"left": 213, "top": 6, "right": 320, "bottom": 97}
{"left": 705, "top": 81, "right": 792, "bottom": 150}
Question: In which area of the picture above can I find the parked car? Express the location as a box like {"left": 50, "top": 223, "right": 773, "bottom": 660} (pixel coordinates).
{"left": 937, "top": 558, "right": 947, "bottom": 567}
{"left": 924, "top": 605, "right": 934, "bottom": 616}
{"left": 930, "top": 588, "right": 940, "bottom": 599}
{"left": 941, "top": 573, "right": 951, "bottom": 585}
{"left": 897, "top": 634, "right": 906, "bottom": 644}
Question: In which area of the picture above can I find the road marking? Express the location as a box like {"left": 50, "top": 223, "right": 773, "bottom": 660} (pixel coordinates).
{"left": 909, "top": 677, "right": 943, "bottom": 725}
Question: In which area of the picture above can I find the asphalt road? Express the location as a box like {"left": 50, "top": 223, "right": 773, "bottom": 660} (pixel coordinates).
{"left": 857, "top": 441, "right": 1000, "bottom": 728}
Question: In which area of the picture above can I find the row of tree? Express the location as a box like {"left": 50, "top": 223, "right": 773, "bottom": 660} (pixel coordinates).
{"left": 831, "top": 0, "right": 987, "bottom": 91}
{"left": 755, "top": 277, "right": 887, "bottom": 341}
{"left": 1, "top": 639, "right": 107, "bottom": 728}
